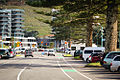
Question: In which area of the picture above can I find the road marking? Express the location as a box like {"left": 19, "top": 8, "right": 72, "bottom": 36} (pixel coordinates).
{"left": 63, "top": 58, "right": 92, "bottom": 80}
{"left": 64, "top": 69, "right": 76, "bottom": 72}
{"left": 17, "top": 67, "right": 26, "bottom": 80}
{"left": 57, "top": 61, "right": 74, "bottom": 80}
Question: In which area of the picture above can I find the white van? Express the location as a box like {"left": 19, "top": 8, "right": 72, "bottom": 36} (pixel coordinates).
{"left": 70, "top": 43, "right": 86, "bottom": 56}
{"left": 82, "top": 47, "right": 105, "bottom": 62}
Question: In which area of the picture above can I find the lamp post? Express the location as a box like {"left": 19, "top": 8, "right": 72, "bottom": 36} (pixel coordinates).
{"left": 101, "top": 26, "right": 104, "bottom": 47}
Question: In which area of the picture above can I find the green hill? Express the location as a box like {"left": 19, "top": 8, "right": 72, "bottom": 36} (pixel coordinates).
{"left": 5, "top": 5, "right": 52, "bottom": 37}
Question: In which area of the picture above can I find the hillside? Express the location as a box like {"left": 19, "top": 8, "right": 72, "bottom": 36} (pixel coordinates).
{"left": 5, "top": 5, "right": 52, "bottom": 37}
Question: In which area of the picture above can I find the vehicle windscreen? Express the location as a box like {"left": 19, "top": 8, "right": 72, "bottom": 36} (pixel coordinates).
{"left": 71, "top": 47, "right": 76, "bottom": 50}
{"left": 107, "top": 53, "right": 120, "bottom": 59}
{"left": 84, "top": 50, "right": 93, "bottom": 54}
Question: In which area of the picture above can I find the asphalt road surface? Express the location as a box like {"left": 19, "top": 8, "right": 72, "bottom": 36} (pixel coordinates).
{"left": 0, "top": 52, "right": 120, "bottom": 80}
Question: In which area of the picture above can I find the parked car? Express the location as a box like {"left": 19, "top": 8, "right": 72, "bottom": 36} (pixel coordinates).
{"left": 88, "top": 52, "right": 104, "bottom": 63}
{"left": 74, "top": 50, "right": 83, "bottom": 58}
{"left": 20, "top": 48, "right": 26, "bottom": 54}
{"left": 82, "top": 47, "right": 105, "bottom": 62}
{"left": 8, "top": 49, "right": 15, "bottom": 58}
{"left": 15, "top": 48, "right": 21, "bottom": 54}
{"left": 65, "top": 48, "right": 71, "bottom": 54}
{"left": 42, "top": 49, "right": 49, "bottom": 55}
{"left": 25, "top": 49, "right": 33, "bottom": 57}
{"left": 110, "top": 55, "right": 120, "bottom": 72}
{"left": 48, "top": 49, "right": 55, "bottom": 56}
{"left": 103, "top": 51, "right": 120, "bottom": 69}
{"left": 0, "top": 48, "right": 10, "bottom": 59}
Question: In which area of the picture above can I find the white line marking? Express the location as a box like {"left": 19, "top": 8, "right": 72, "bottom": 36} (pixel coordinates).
{"left": 63, "top": 58, "right": 92, "bottom": 80}
{"left": 57, "top": 61, "right": 74, "bottom": 80}
{"left": 17, "top": 67, "right": 26, "bottom": 80}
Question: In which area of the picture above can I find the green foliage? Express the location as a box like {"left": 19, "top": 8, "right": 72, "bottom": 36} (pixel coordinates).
{"left": 5, "top": 5, "right": 52, "bottom": 37}
{"left": 26, "top": 0, "right": 66, "bottom": 7}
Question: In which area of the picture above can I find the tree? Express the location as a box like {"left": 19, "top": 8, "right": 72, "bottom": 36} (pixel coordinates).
{"left": 105, "top": 0, "right": 119, "bottom": 52}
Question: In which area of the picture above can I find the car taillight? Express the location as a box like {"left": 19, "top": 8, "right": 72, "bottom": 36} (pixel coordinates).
{"left": 10, "top": 51, "right": 13, "bottom": 54}
{"left": 103, "top": 61, "right": 107, "bottom": 63}
{"left": 89, "top": 56, "right": 91, "bottom": 58}
{"left": 110, "top": 63, "right": 112, "bottom": 66}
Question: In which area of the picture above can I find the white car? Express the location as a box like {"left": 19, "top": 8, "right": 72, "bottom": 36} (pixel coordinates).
{"left": 48, "top": 49, "right": 55, "bottom": 56}
{"left": 110, "top": 55, "right": 120, "bottom": 72}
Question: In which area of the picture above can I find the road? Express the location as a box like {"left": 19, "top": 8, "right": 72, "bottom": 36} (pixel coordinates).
{"left": 0, "top": 52, "right": 120, "bottom": 80}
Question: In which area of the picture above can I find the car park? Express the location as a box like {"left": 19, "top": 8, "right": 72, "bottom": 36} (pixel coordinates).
{"left": 103, "top": 51, "right": 120, "bottom": 69}
{"left": 88, "top": 52, "right": 104, "bottom": 63}
{"left": 48, "top": 49, "right": 55, "bottom": 56}
{"left": 82, "top": 47, "right": 105, "bottom": 62}
{"left": 0, "top": 48, "right": 10, "bottom": 59}
{"left": 25, "top": 49, "right": 33, "bottom": 57}
{"left": 110, "top": 55, "right": 120, "bottom": 72}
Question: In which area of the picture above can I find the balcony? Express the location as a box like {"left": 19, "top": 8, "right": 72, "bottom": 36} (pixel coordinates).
{"left": 12, "top": 17, "right": 24, "bottom": 19}
{"left": 0, "top": 23, "right": 8, "bottom": 25}
{"left": 0, "top": 14, "right": 9, "bottom": 17}
{"left": 12, "top": 24, "right": 24, "bottom": 27}
{"left": 0, "top": 18, "right": 9, "bottom": 21}
{"left": 12, "top": 13, "right": 23, "bottom": 15}
{"left": 14, "top": 32, "right": 24, "bottom": 35}
{"left": 12, "top": 20, "right": 23, "bottom": 23}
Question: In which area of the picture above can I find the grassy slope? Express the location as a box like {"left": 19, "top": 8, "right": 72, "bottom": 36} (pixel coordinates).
{"left": 5, "top": 5, "right": 52, "bottom": 37}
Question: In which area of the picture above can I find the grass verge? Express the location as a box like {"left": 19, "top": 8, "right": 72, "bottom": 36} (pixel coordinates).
{"left": 63, "top": 54, "right": 73, "bottom": 57}
{"left": 74, "top": 56, "right": 80, "bottom": 59}
{"left": 85, "top": 62, "right": 102, "bottom": 67}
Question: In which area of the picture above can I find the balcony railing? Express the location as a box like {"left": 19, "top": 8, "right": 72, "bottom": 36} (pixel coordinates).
{"left": 12, "top": 21, "right": 23, "bottom": 23}
{"left": 14, "top": 32, "right": 24, "bottom": 34}
{"left": 0, "top": 14, "right": 9, "bottom": 17}
{"left": 12, "top": 24, "right": 24, "bottom": 27}
{"left": 12, "top": 13, "right": 23, "bottom": 15}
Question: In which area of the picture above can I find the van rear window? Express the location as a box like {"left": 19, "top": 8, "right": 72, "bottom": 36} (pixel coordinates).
{"left": 84, "top": 50, "right": 93, "bottom": 54}
{"left": 94, "top": 50, "right": 102, "bottom": 52}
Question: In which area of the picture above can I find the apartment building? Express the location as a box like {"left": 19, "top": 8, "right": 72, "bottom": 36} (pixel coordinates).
{"left": 0, "top": 9, "right": 37, "bottom": 49}
{"left": 0, "top": 9, "right": 24, "bottom": 39}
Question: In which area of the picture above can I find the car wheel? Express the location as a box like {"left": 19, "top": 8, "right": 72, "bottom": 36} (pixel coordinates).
{"left": 109, "top": 67, "right": 113, "bottom": 72}
{"left": 25, "top": 56, "right": 27, "bottom": 58}
{"left": 32, "top": 55, "right": 34, "bottom": 57}
{"left": 86, "top": 58, "right": 90, "bottom": 63}
{"left": 48, "top": 54, "right": 49, "bottom": 56}
{"left": 117, "top": 67, "right": 120, "bottom": 72}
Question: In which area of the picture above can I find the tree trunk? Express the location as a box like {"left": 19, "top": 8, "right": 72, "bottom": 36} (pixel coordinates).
{"left": 105, "top": 0, "right": 118, "bottom": 52}
{"left": 86, "top": 17, "right": 93, "bottom": 47}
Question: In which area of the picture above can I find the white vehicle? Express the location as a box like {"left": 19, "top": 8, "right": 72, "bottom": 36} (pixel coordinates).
{"left": 48, "top": 49, "right": 55, "bottom": 56}
{"left": 82, "top": 47, "right": 105, "bottom": 62}
{"left": 70, "top": 43, "right": 85, "bottom": 56}
{"left": 110, "top": 55, "right": 120, "bottom": 72}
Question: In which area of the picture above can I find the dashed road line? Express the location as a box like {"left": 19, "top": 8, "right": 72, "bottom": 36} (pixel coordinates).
{"left": 57, "top": 61, "right": 74, "bottom": 80}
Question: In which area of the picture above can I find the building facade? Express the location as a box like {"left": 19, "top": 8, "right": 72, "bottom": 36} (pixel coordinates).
{"left": 0, "top": 9, "right": 37, "bottom": 49}
{"left": 0, "top": 9, "right": 24, "bottom": 39}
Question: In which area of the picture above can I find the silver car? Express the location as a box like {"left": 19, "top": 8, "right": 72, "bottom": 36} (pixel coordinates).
{"left": 110, "top": 55, "right": 120, "bottom": 72}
